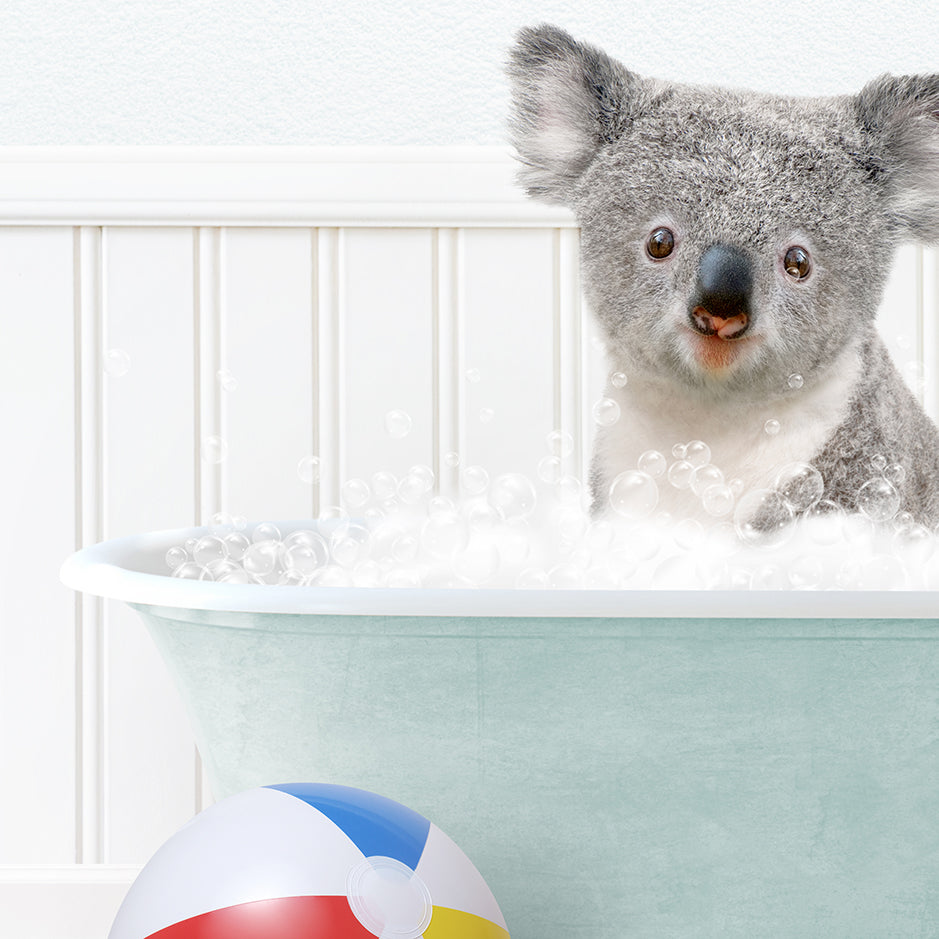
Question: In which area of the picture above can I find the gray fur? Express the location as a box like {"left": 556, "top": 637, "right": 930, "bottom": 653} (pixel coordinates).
{"left": 507, "top": 23, "right": 939, "bottom": 526}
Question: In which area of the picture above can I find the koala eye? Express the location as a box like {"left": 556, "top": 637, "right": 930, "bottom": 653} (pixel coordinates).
{"left": 646, "top": 227, "right": 675, "bottom": 260}
{"left": 783, "top": 246, "right": 811, "bottom": 280}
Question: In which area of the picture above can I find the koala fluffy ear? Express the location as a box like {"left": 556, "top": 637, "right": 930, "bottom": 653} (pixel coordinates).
{"left": 855, "top": 74, "right": 939, "bottom": 242}
{"left": 506, "top": 24, "right": 641, "bottom": 204}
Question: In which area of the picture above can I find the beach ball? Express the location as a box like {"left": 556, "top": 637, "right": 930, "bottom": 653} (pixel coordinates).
{"left": 109, "top": 782, "right": 510, "bottom": 939}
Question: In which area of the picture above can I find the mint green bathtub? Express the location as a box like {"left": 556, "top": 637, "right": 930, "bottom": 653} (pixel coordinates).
{"left": 62, "top": 524, "right": 939, "bottom": 938}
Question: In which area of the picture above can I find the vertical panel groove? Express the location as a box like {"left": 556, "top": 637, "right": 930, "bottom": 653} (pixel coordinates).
{"left": 193, "top": 226, "right": 221, "bottom": 813}
{"left": 76, "top": 225, "right": 106, "bottom": 864}
{"left": 433, "top": 228, "right": 462, "bottom": 499}
{"left": 316, "top": 228, "right": 343, "bottom": 508}
{"left": 310, "top": 229, "right": 320, "bottom": 517}
{"left": 195, "top": 227, "right": 223, "bottom": 523}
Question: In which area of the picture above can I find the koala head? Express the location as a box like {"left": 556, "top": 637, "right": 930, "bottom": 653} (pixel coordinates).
{"left": 507, "top": 24, "right": 939, "bottom": 402}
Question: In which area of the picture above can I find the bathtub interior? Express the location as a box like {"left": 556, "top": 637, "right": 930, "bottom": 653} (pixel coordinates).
{"left": 63, "top": 526, "right": 939, "bottom": 937}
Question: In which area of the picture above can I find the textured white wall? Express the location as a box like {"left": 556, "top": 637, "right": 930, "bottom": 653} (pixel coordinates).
{"left": 1, "top": 0, "right": 937, "bottom": 145}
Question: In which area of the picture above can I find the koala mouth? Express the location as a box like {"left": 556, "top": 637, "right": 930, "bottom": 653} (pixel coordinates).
{"left": 685, "top": 309, "right": 755, "bottom": 373}
{"left": 689, "top": 306, "right": 750, "bottom": 340}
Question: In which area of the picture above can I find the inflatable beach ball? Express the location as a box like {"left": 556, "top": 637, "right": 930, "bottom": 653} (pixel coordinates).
{"left": 110, "top": 782, "right": 510, "bottom": 939}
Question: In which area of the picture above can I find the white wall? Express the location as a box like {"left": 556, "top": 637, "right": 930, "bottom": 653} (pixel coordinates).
{"left": 0, "top": 0, "right": 936, "bottom": 145}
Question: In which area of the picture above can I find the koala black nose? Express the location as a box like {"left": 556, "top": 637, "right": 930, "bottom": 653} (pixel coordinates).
{"left": 690, "top": 244, "right": 754, "bottom": 340}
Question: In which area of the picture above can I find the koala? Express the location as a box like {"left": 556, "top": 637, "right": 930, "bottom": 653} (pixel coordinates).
{"left": 507, "top": 23, "right": 939, "bottom": 529}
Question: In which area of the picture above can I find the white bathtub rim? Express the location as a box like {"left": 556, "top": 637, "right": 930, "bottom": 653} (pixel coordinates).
{"left": 59, "top": 524, "right": 939, "bottom": 620}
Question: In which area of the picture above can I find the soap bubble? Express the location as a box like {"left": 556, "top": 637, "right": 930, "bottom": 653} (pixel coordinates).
{"left": 517, "top": 568, "right": 550, "bottom": 589}
{"left": 223, "top": 531, "right": 251, "bottom": 561}
{"left": 787, "top": 373, "right": 804, "bottom": 390}
{"left": 750, "top": 564, "right": 788, "bottom": 590}
{"left": 885, "top": 463, "right": 906, "bottom": 486}
{"left": 608, "top": 470, "right": 658, "bottom": 521}
{"left": 763, "top": 419, "right": 781, "bottom": 436}
{"left": 556, "top": 475, "right": 582, "bottom": 503}
{"left": 171, "top": 561, "right": 203, "bottom": 580}
{"left": 592, "top": 396, "right": 621, "bottom": 427}
{"left": 193, "top": 535, "right": 227, "bottom": 567}
{"left": 638, "top": 450, "right": 667, "bottom": 478}
{"left": 165, "top": 546, "right": 189, "bottom": 571}
{"left": 207, "top": 512, "right": 235, "bottom": 534}
{"left": 667, "top": 460, "right": 694, "bottom": 490}
{"left": 537, "top": 455, "right": 562, "bottom": 484}
{"left": 398, "top": 473, "right": 428, "bottom": 505}
{"left": 384, "top": 409, "right": 412, "bottom": 438}
{"left": 391, "top": 534, "right": 419, "bottom": 564}
{"left": 386, "top": 569, "right": 422, "bottom": 589}
{"left": 856, "top": 477, "right": 901, "bottom": 522}
{"left": 217, "top": 368, "right": 238, "bottom": 392}
{"left": 242, "top": 541, "right": 281, "bottom": 576}
{"left": 465, "top": 368, "right": 481, "bottom": 383}
{"left": 443, "top": 451, "right": 460, "bottom": 468}
{"left": 651, "top": 555, "right": 702, "bottom": 589}
{"left": 552, "top": 506, "right": 589, "bottom": 543}
{"left": 702, "top": 484, "right": 735, "bottom": 517}
{"left": 546, "top": 430, "right": 574, "bottom": 458}
{"left": 500, "top": 518, "right": 533, "bottom": 565}
{"left": 895, "top": 511, "right": 915, "bottom": 532}
{"left": 103, "top": 348, "right": 131, "bottom": 377}
{"left": 893, "top": 523, "right": 935, "bottom": 564}
{"left": 421, "top": 510, "right": 470, "bottom": 558}
{"left": 671, "top": 443, "right": 687, "bottom": 459}
{"left": 429, "top": 495, "right": 456, "bottom": 516}
{"left": 673, "top": 518, "right": 705, "bottom": 550}
{"left": 479, "top": 408, "right": 495, "bottom": 424}
{"left": 408, "top": 464, "right": 435, "bottom": 491}
{"left": 217, "top": 567, "right": 252, "bottom": 584}
{"left": 685, "top": 440, "right": 711, "bottom": 468}
{"left": 734, "top": 489, "right": 794, "bottom": 547}
{"left": 252, "top": 522, "right": 282, "bottom": 543}
{"left": 788, "top": 555, "right": 824, "bottom": 590}
{"left": 548, "top": 563, "right": 585, "bottom": 589}
{"left": 775, "top": 462, "right": 824, "bottom": 513}
{"left": 488, "top": 473, "right": 537, "bottom": 520}
{"left": 201, "top": 435, "right": 228, "bottom": 464}
{"left": 691, "top": 464, "right": 724, "bottom": 497}
{"left": 341, "top": 478, "right": 371, "bottom": 510}
{"left": 307, "top": 566, "right": 352, "bottom": 588}
{"left": 283, "top": 534, "right": 329, "bottom": 574}
{"left": 330, "top": 521, "right": 371, "bottom": 568}
{"left": 371, "top": 471, "right": 398, "bottom": 501}
{"left": 610, "top": 371, "right": 628, "bottom": 388}
{"left": 465, "top": 498, "right": 499, "bottom": 532}
{"left": 804, "top": 500, "right": 845, "bottom": 546}
{"left": 862, "top": 554, "right": 908, "bottom": 590}
{"left": 278, "top": 569, "right": 307, "bottom": 586}
{"left": 205, "top": 558, "right": 242, "bottom": 580}
{"left": 460, "top": 465, "right": 489, "bottom": 496}
{"left": 297, "top": 455, "right": 321, "bottom": 485}
{"left": 452, "top": 538, "right": 501, "bottom": 583}
{"left": 871, "top": 454, "right": 887, "bottom": 473}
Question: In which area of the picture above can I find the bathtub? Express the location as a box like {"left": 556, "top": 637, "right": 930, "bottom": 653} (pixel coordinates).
{"left": 62, "top": 522, "right": 939, "bottom": 938}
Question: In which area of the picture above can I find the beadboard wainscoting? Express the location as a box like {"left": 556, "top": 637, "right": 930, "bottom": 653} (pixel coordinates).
{"left": 1, "top": 147, "right": 937, "bottom": 938}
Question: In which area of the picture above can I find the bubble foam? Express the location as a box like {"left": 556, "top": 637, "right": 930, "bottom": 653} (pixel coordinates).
{"left": 164, "top": 436, "right": 939, "bottom": 591}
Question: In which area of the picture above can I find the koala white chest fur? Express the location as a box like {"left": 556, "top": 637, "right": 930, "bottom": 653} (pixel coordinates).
{"left": 595, "top": 344, "right": 862, "bottom": 520}
{"left": 508, "top": 24, "right": 939, "bottom": 527}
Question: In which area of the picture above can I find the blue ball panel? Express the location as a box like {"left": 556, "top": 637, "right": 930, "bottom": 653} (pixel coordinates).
{"left": 266, "top": 783, "right": 431, "bottom": 870}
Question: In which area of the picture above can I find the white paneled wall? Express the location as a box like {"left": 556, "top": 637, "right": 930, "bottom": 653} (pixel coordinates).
{"left": 0, "top": 148, "right": 936, "bottom": 938}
